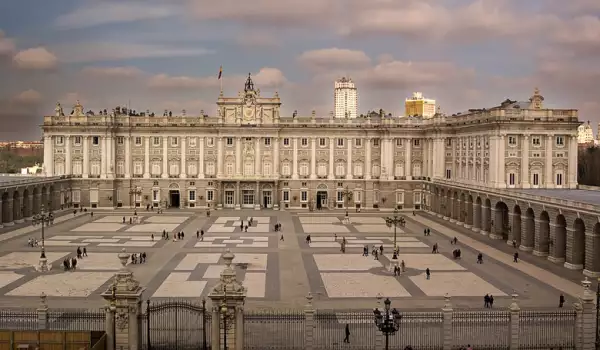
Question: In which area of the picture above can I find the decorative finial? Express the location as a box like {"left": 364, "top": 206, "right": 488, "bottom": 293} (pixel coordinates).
{"left": 117, "top": 248, "right": 130, "bottom": 269}
{"left": 222, "top": 249, "right": 235, "bottom": 268}
{"left": 39, "top": 292, "right": 47, "bottom": 308}
{"left": 509, "top": 291, "right": 520, "bottom": 311}
{"left": 443, "top": 293, "right": 451, "bottom": 309}
{"left": 306, "top": 292, "right": 313, "bottom": 307}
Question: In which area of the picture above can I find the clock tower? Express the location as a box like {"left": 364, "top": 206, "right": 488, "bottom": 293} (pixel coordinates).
{"left": 217, "top": 73, "right": 281, "bottom": 125}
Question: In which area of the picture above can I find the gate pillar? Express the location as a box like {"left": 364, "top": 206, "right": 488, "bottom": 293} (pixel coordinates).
{"left": 101, "top": 248, "right": 145, "bottom": 350}
{"left": 208, "top": 249, "right": 247, "bottom": 350}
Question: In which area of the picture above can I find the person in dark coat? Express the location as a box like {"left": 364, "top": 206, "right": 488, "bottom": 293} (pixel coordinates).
{"left": 343, "top": 324, "right": 350, "bottom": 343}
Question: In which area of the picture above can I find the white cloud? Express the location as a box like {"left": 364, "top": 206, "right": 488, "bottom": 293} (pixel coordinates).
{"left": 55, "top": 1, "right": 180, "bottom": 29}
{"left": 253, "top": 68, "right": 287, "bottom": 88}
{"left": 0, "top": 30, "right": 15, "bottom": 56}
{"left": 13, "top": 89, "right": 42, "bottom": 105}
{"left": 53, "top": 42, "right": 214, "bottom": 63}
{"left": 80, "top": 66, "right": 144, "bottom": 78}
{"left": 13, "top": 47, "right": 58, "bottom": 70}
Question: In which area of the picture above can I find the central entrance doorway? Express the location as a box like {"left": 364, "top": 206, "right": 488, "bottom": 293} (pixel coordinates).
{"left": 169, "top": 190, "right": 180, "bottom": 208}
{"left": 242, "top": 190, "right": 254, "bottom": 209}
{"left": 316, "top": 191, "right": 327, "bottom": 210}
{"left": 262, "top": 190, "right": 272, "bottom": 209}
{"left": 224, "top": 190, "right": 235, "bottom": 208}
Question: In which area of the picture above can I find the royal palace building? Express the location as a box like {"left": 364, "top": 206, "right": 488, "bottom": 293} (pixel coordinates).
{"left": 42, "top": 75, "right": 580, "bottom": 212}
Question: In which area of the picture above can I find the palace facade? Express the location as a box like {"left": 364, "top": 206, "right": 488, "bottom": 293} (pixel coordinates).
{"left": 42, "top": 75, "right": 580, "bottom": 211}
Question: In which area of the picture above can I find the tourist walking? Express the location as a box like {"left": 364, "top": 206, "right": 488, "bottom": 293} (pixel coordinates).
{"left": 513, "top": 252, "right": 519, "bottom": 263}
{"left": 343, "top": 324, "right": 350, "bottom": 343}
{"left": 477, "top": 253, "right": 483, "bottom": 264}
{"left": 426, "top": 268, "right": 431, "bottom": 280}
{"left": 559, "top": 294, "right": 565, "bottom": 307}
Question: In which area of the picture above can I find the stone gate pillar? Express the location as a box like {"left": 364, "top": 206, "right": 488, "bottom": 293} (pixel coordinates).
{"left": 101, "top": 249, "right": 145, "bottom": 350}
{"left": 208, "top": 249, "right": 247, "bottom": 350}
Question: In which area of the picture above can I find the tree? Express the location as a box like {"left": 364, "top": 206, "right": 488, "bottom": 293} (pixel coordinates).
{"left": 578, "top": 145, "right": 600, "bottom": 186}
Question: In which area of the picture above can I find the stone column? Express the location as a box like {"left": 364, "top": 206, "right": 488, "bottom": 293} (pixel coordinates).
{"left": 304, "top": 293, "right": 315, "bottom": 350}
{"left": 519, "top": 215, "right": 534, "bottom": 252}
{"left": 273, "top": 137, "right": 280, "bottom": 177}
{"left": 310, "top": 137, "right": 317, "bottom": 179}
{"left": 37, "top": 292, "right": 49, "bottom": 330}
{"left": 328, "top": 137, "right": 334, "bottom": 179}
{"left": 405, "top": 138, "right": 412, "bottom": 180}
{"left": 497, "top": 135, "right": 506, "bottom": 187}
{"left": 65, "top": 135, "right": 71, "bottom": 175}
{"left": 521, "top": 135, "right": 530, "bottom": 188}
{"left": 577, "top": 278, "right": 596, "bottom": 350}
{"left": 5, "top": 199, "right": 13, "bottom": 226}
{"left": 292, "top": 138, "right": 299, "bottom": 180}
{"left": 208, "top": 250, "right": 247, "bottom": 350}
{"left": 26, "top": 194, "right": 33, "bottom": 219}
{"left": 508, "top": 293, "right": 520, "bottom": 350}
{"left": 235, "top": 138, "right": 242, "bottom": 176}
{"left": 162, "top": 136, "right": 168, "bottom": 178}
{"left": 143, "top": 136, "right": 150, "bottom": 178}
{"left": 568, "top": 136, "right": 578, "bottom": 188}
{"left": 346, "top": 138, "right": 353, "bottom": 180}
{"left": 480, "top": 137, "right": 485, "bottom": 183}
{"left": 43, "top": 136, "right": 54, "bottom": 176}
{"left": 545, "top": 134, "right": 554, "bottom": 188}
{"left": 198, "top": 137, "right": 205, "bottom": 179}
{"left": 254, "top": 137, "right": 261, "bottom": 177}
{"left": 533, "top": 219, "right": 549, "bottom": 256}
{"left": 108, "top": 135, "right": 115, "bottom": 179}
{"left": 365, "top": 138, "right": 372, "bottom": 180}
{"left": 100, "top": 249, "right": 145, "bottom": 350}
{"left": 451, "top": 138, "right": 457, "bottom": 179}
{"left": 180, "top": 136, "right": 187, "bottom": 178}
{"left": 480, "top": 205, "right": 489, "bottom": 236}
{"left": 124, "top": 136, "right": 131, "bottom": 178}
{"left": 82, "top": 136, "right": 89, "bottom": 178}
{"left": 217, "top": 137, "right": 224, "bottom": 178}
{"left": 101, "top": 136, "right": 107, "bottom": 179}
{"left": 442, "top": 294, "right": 452, "bottom": 350}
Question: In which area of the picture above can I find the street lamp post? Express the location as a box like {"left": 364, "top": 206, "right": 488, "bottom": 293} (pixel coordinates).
{"left": 341, "top": 186, "right": 353, "bottom": 224}
{"left": 385, "top": 209, "right": 405, "bottom": 255}
{"left": 32, "top": 205, "right": 53, "bottom": 272}
{"left": 374, "top": 298, "right": 402, "bottom": 350}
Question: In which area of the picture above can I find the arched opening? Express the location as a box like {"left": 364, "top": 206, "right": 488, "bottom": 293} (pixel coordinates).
{"left": 32, "top": 187, "right": 39, "bottom": 215}
{"left": 12, "top": 191, "right": 20, "bottom": 222}
{"left": 452, "top": 192, "right": 459, "bottom": 220}
{"left": 466, "top": 195, "right": 473, "bottom": 226}
{"left": 551, "top": 214, "right": 567, "bottom": 262}
{"left": 168, "top": 183, "right": 180, "bottom": 208}
{"left": 567, "top": 218, "right": 586, "bottom": 270}
{"left": 474, "top": 197, "right": 482, "bottom": 230}
{"left": 483, "top": 198, "right": 492, "bottom": 233}
{"left": 520, "top": 208, "right": 535, "bottom": 251}
{"left": 1, "top": 192, "right": 9, "bottom": 223}
{"left": 49, "top": 186, "right": 55, "bottom": 210}
{"left": 587, "top": 223, "right": 600, "bottom": 274}
{"left": 316, "top": 184, "right": 328, "bottom": 210}
{"left": 22, "top": 189, "right": 30, "bottom": 218}
{"left": 494, "top": 202, "right": 509, "bottom": 240}
{"left": 512, "top": 205, "right": 522, "bottom": 246}
{"left": 535, "top": 211, "right": 550, "bottom": 256}
{"left": 459, "top": 193, "right": 466, "bottom": 223}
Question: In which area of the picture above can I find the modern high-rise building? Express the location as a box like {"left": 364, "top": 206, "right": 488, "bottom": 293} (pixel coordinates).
{"left": 577, "top": 122, "right": 594, "bottom": 144}
{"left": 334, "top": 77, "right": 358, "bottom": 119}
{"left": 405, "top": 92, "right": 436, "bottom": 118}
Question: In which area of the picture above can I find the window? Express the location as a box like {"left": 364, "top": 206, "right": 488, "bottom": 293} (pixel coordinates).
{"left": 117, "top": 136, "right": 124, "bottom": 144}
{"left": 412, "top": 163, "right": 422, "bottom": 177}
{"left": 397, "top": 139, "right": 403, "bottom": 147}
{"left": 446, "top": 139, "right": 452, "bottom": 147}
{"left": 225, "top": 162, "right": 234, "bottom": 176}
{"left": 169, "top": 163, "right": 179, "bottom": 176}
{"left": 74, "top": 136, "right": 82, "bottom": 145}
{"left": 189, "top": 137, "right": 197, "bottom": 147}
{"left": 283, "top": 138, "right": 290, "bottom": 146}
{"left": 413, "top": 139, "right": 420, "bottom": 147}
{"left": 355, "top": 139, "right": 362, "bottom": 147}
{"left": 508, "top": 136, "right": 517, "bottom": 145}
{"left": 395, "top": 163, "right": 404, "bottom": 176}
{"left": 301, "top": 191, "right": 308, "bottom": 202}
{"left": 187, "top": 163, "right": 197, "bottom": 176}
{"left": 90, "top": 161, "right": 101, "bottom": 176}
{"left": 414, "top": 192, "right": 422, "bottom": 204}
{"left": 189, "top": 190, "right": 196, "bottom": 201}
{"left": 337, "top": 191, "right": 344, "bottom": 202}
{"left": 335, "top": 163, "right": 345, "bottom": 176}
{"left": 317, "top": 163, "right": 327, "bottom": 176}
{"left": 396, "top": 191, "right": 404, "bottom": 203}
{"left": 301, "top": 138, "right": 308, "bottom": 146}
{"left": 55, "top": 136, "right": 64, "bottom": 145}
{"left": 153, "top": 190, "right": 159, "bottom": 201}
{"left": 134, "top": 161, "right": 143, "bottom": 175}
{"left": 116, "top": 161, "right": 124, "bottom": 175}
{"left": 532, "top": 137, "right": 541, "bottom": 146}
{"left": 226, "top": 137, "right": 233, "bottom": 146}
{"left": 151, "top": 162, "right": 161, "bottom": 175}
{"left": 281, "top": 162, "right": 291, "bottom": 176}
{"left": 264, "top": 138, "right": 271, "bottom": 146}
{"left": 171, "top": 137, "right": 178, "bottom": 147}
{"left": 153, "top": 137, "right": 160, "bottom": 146}
{"left": 299, "top": 162, "right": 309, "bottom": 176}
{"left": 263, "top": 162, "right": 272, "bottom": 176}
{"left": 556, "top": 136, "right": 564, "bottom": 146}
{"left": 206, "top": 138, "right": 214, "bottom": 146}
{"left": 135, "top": 137, "right": 142, "bottom": 145}
{"left": 73, "top": 190, "right": 81, "bottom": 203}
{"left": 206, "top": 190, "right": 214, "bottom": 201}
{"left": 319, "top": 138, "right": 326, "bottom": 147}
{"left": 92, "top": 136, "right": 99, "bottom": 145}
{"left": 372, "top": 164, "right": 381, "bottom": 177}
{"left": 72, "top": 161, "right": 82, "bottom": 175}
{"left": 373, "top": 139, "right": 380, "bottom": 147}
{"left": 509, "top": 173, "right": 515, "bottom": 186}
{"left": 446, "top": 169, "right": 452, "bottom": 179}
{"left": 556, "top": 173, "right": 563, "bottom": 186}
{"left": 532, "top": 173, "right": 539, "bottom": 186}
{"left": 244, "top": 161, "right": 254, "bottom": 176}
{"left": 206, "top": 162, "right": 215, "bottom": 175}
{"left": 283, "top": 190, "right": 290, "bottom": 202}
{"left": 354, "top": 163, "right": 363, "bottom": 176}
{"left": 337, "top": 138, "right": 344, "bottom": 147}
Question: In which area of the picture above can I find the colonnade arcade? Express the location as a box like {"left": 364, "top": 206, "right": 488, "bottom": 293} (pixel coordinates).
{"left": 0, "top": 185, "right": 65, "bottom": 227}
{"left": 429, "top": 186, "right": 600, "bottom": 276}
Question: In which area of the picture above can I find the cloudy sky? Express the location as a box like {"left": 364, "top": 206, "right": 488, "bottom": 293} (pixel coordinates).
{"left": 1, "top": 0, "right": 599, "bottom": 140}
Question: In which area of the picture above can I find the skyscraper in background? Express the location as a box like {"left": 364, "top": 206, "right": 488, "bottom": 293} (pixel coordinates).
{"left": 334, "top": 77, "right": 358, "bottom": 119}
{"left": 405, "top": 92, "right": 436, "bottom": 118}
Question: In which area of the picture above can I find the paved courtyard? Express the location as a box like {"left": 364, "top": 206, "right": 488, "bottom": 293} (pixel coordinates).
{"left": 0, "top": 210, "right": 581, "bottom": 310}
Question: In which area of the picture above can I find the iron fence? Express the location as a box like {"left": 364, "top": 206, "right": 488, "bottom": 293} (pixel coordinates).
{"left": 140, "top": 299, "right": 211, "bottom": 350}
{"left": 518, "top": 309, "right": 577, "bottom": 349}
{"left": 394, "top": 311, "right": 444, "bottom": 350}
{"left": 47, "top": 308, "right": 106, "bottom": 331}
{"left": 451, "top": 310, "right": 510, "bottom": 350}
{"left": 313, "top": 311, "right": 378, "bottom": 350}
{"left": 0, "top": 309, "right": 38, "bottom": 330}
{"left": 244, "top": 310, "right": 305, "bottom": 350}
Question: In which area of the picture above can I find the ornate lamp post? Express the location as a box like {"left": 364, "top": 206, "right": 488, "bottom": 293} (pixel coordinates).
{"left": 341, "top": 185, "right": 353, "bottom": 224}
{"left": 220, "top": 295, "right": 232, "bottom": 350}
{"left": 128, "top": 187, "right": 142, "bottom": 209}
{"left": 374, "top": 298, "right": 402, "bottom": 350}
{"left": 385, "top": 209, "right": 405, "bottom": 255}
{"left": 31, "top": 205, "right": 53, "bottom": 272}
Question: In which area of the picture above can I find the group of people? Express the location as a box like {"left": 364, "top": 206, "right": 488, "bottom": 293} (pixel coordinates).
{"left": 240, "top": 218, "right": 254, "bottom": 232}
{"left": 27, "top": 238, "right": 40, "bottom": 247}
{"left": 64, "top": 247, "right": 87, "bottom": 270}
{"left": 131, "top": 252, "right": 147, "bottom": 264}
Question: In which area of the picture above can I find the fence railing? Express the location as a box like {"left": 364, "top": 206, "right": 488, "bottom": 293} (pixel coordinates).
{"left": 0, "top": 302, "right": 586, "bottom": 350}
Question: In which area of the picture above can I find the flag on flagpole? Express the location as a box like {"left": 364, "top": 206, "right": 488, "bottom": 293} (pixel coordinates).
{"left": 218, "top": 66, "right": 222, "bottom": 80}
